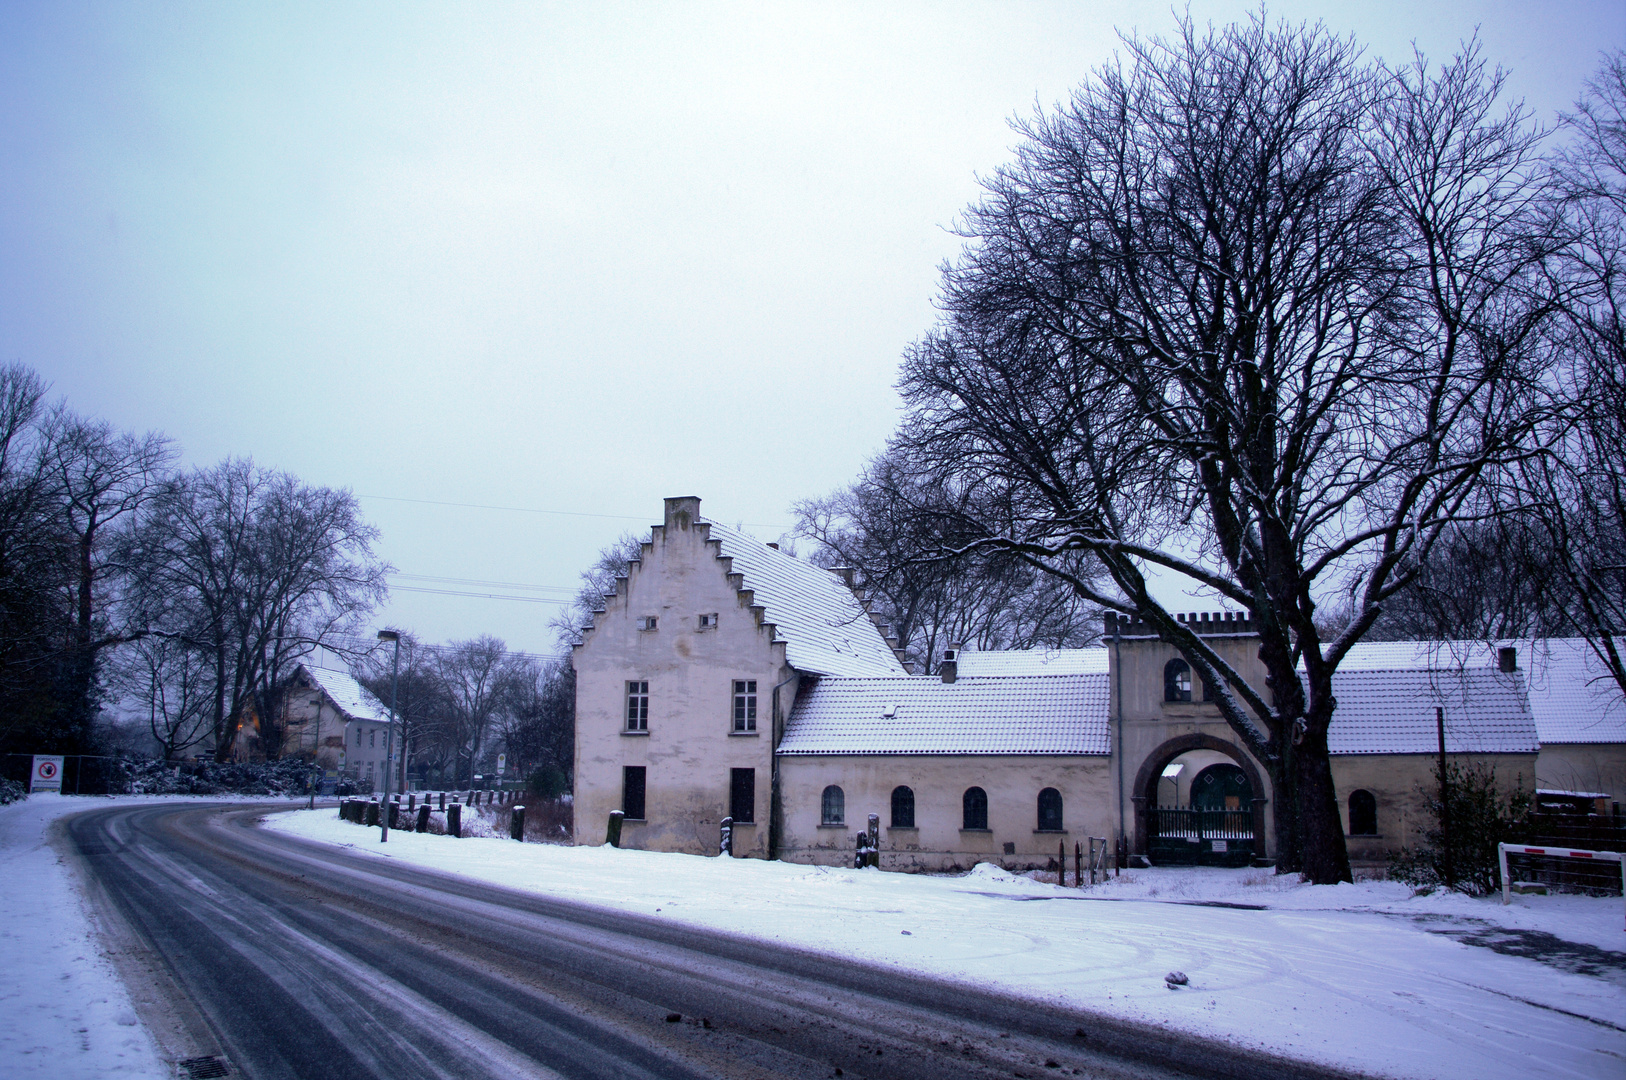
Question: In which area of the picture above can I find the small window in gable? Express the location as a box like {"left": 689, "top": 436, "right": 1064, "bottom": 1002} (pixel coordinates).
{"left": 1349, "top": 789, "right": 1378, "bottom": 836}
{"left": 1164, "top": 658, "right": 1192, "bottom": 702}
{"left": 821, "top": 785, "right": 844, "bottom": 826}
{"left": 637, "top": 616, "right": 658, "bottom": 631}
{"left": 698, "top": 613, "right": 717, "bottom": 629}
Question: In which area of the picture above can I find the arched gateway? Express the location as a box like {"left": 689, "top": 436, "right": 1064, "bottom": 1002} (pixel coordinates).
{"left": 1130, "top": 733, "right": 1268, "bottom": 867}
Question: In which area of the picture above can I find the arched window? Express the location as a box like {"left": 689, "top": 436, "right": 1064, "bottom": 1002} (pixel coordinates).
{"left": 890, "top": 785, "right": 915, "bottom": 829}
{"left": 962, "top": 786, "right": 988, "bottom": 830}
{"left": 1164, "top": 659, "right": 1192, "bottom": 702}
{"left": 1037, "top": 787, "right": 1064, "bottom": 832}
{"left": 1349, "top": 790, "right": 1378, "bottom": 836}
{"left": 820, "top": 785, "right": 844, "bottom": 826}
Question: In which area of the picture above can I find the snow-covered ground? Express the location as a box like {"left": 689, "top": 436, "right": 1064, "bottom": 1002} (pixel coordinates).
{"left": 270, "top": 809, "right": 1626, "bottom": 1080}
{"left": 0, "top": 793, "right": 283, "bottom": 1080}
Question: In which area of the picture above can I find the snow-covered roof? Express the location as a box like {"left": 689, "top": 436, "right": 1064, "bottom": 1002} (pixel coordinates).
{"left": 1331, "top": 638, "right": 1625, "bottom": 746}
{"left": 705, "top": 522, "right": 906, "bottom": 678}
{"left": 779, "top": 674, "right": 1110, "bottom": 755}
{"left": 1326, "top": 668, "right": 1538, "bottom": 755}
{"left": 300, "top": 665, "right": 393, "bottom": 725}
{"left": 953, "top": 646, "right": 1108, "bottom": 677}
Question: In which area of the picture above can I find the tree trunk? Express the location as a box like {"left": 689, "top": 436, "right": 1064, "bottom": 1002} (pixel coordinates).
{"left": 1293, "top": 725, "right": 1352, "bottom": 884}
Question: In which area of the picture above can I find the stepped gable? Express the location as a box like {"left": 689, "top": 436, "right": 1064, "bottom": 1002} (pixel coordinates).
{"left": 1104, "top": 610, "right": 1259, "bottom": 638}
{"left": 696, "top": 516, "right": 906, "bottom": 677}
{"left": 953, "top": 646, "right": 1108, "bottom": 676}
{"left": 1326, "top": 667, "right": 1537, "bottom": 755}
{"left": 301, "top": 665, "right": 393, "bottom": 724}
{"left": 779, "top": 673, "right": 1109, "bottom": 755}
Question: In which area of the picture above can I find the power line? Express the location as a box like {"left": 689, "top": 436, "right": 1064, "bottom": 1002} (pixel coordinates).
{"left": 389, "top": 584, "right": 573, "bottom": 605}
{"left": 394, "top": 573, "right": 576, "bottom": 596}
{"left": 359, "top": 493, "right": 791, "bottom": 530}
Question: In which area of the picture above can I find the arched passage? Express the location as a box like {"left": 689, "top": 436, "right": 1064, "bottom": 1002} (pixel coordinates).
{"left": 1130, "top": 733, "right": 1268, "bottom": 865}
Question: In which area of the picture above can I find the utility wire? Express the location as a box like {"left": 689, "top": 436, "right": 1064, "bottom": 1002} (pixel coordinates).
{"left": 359, "top": 493, "right": 791, "bottom": 530}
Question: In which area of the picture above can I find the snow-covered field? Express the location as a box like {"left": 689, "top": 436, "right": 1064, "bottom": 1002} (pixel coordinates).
{"left": 0, "top": 793, "right": 298, "bottom": 1080}
{"left": 270, "top": 808, "right": 1626, "bottom": 1080}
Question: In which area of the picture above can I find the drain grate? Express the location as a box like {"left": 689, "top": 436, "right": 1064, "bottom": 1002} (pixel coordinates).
{"left": 177, "top": 1055, "right": 231, "bottom": 1079}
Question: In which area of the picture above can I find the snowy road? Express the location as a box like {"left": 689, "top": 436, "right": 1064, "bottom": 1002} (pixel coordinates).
{"left": 63, "top": 802, "right": 1368, "bottom": 1080}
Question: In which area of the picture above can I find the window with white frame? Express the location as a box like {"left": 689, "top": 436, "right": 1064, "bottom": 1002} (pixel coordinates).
{"left": 637, "top": 616, "right": 658, "bottom": 631}
{"left": 626, "top": 681, "right": 649, "bottom": 730}
{"left": 698, "top": 613, "right": 718, "bottom": 629}
{"left": 732, "top": 680, "right": 757, "bottom": 732}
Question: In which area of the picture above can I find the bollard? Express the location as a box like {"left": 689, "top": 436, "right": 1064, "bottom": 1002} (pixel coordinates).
{"left": 338, "top": 798, "right": 347, "bottom": 820}
{"left": 855, "top": 830, "right": 875, "bottom": 869}
{"left": 1075, "top": 841, "right": 1083, "bottom": 888}
{"left": 447, "top": 802, "right": 462, "bottom": 838}
{"left": 416, "top": 804, "right": 431, "bottom": 833}
{"left": 1059, "top": 840, "right": 1066, "bottom": 884}
{"left": 365, "top": 800, "right": 380, "bottom": 827}
{"left": 607, "top": 809, "right": 625, "bottom": 848}
{"left": 719, "top": 816, "right": 733, "bottom": 857}
{"left": 408, "top": 793, "right": 415, "bottom": 811}
{"left": 439, "top": 792, "right": 446, "bottom": 811}
{"left": 511, "top": 805, "right": 525, "bottom": 841}
{"left": 388, "top": 802, "right": 401, "bottom": 829}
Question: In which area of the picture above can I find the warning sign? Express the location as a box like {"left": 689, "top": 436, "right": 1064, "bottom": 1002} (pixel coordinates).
{"left": 31, "top": 755, "right": 64, "bottom": 793}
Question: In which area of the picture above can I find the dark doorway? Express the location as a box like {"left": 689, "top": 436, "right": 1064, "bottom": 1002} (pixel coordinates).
{"left": 729, "top": 768, "right": 755, "bottom": 823}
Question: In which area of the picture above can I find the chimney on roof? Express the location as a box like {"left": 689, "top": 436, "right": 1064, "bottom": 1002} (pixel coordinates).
{"left": 767, "top": 542, "right": 779, "bottom": 551}
{"left": 831, "top": 566, "right": 856, "bottom": 588}
{"left": 1498, "top": 646, "right": 1517, "bottom": 673}
{"left": 940, "top": 643, "right": 960, "bottom": 684}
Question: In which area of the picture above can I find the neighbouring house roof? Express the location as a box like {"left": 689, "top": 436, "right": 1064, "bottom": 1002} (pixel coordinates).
{"left": 300, "top": 665, "right": 394, "bottom": 725}
{"left": 1331, "top": 638, "right": 1625, "bottom": 746}
{"left": 705, "top": 521, "right": 907, "bottom": 678}
{"left": 1324, "top": 668, "right": 1539, "bottom": 755}
{"left": 779, "top": 674, "right": 1111, "bottom": 755}
{"left": 953, "top": 646, "right": 1109, "bottom": 677}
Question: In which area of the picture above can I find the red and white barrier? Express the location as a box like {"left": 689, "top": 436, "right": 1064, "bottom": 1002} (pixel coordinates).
{"left": 1498, "top": 842, "right": 1626, "bottom": 928}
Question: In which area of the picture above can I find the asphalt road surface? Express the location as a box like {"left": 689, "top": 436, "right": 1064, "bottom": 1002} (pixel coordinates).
{"left": 63, "top": 803, "right": 1367, "bottom": 1080}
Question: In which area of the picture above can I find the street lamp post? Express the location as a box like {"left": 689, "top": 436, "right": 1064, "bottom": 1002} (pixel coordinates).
{"left": 378, "top": 630, "right": 401, "bottom": 843}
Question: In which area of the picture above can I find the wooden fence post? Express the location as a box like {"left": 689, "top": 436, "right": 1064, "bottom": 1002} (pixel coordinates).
{"left": 607, "top": 809, "right": 624, "bottom": 848}
{"left": 416, "top": 804, "right": 431, "bottom": 833}
{"left": 1075, "top": 841, "right": 1082, "bottom": 887}
{"left": 447, "top": 802, "right": 462, "bottom": 838}
{"left": 511, "top": 805, "right": 525, "bottom": 841}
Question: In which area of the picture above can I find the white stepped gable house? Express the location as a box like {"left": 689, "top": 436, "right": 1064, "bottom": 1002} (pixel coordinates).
{"left": 572, "top": 497, "right": 1619, "bottom": 870}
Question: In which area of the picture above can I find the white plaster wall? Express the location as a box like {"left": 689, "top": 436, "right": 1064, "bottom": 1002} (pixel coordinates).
{"left": 1534, "top": 744, "right": 1626, "bottom": 807}
{"left": 1330, "top": 752, "right": 1537, "bottom": 864}
{"left": 572, "top": 498, "right": 789, "bottom": 857}
{"left": 777, "top": 754, "right": 1115, "bottom": 871}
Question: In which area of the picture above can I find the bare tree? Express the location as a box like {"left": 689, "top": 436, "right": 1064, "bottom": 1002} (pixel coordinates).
{"left": 38, "top": 408, "right": 175, "bottom": 746}
{"left": 551, "top": 532, "right": 648, "bottom": 647}
{"left": 490, "top": 658, "right": 574, "bottom": 789}
{"left": 794, "top": 449, "right": 1100, "bottom": 671}
{"left": 896, "top": 18, "right": 1558, "bottom": 881}
{"left": 132, "top": 459, "right": 389, "bottom": 760}
{"left": 113, "top": 635, "right": 214, "bottom": 760}
{"left": 431, "top": 635, "right": 523, "bottom": 788}
{"left": 0, "top": 364, "right": 74, "bottom": 751}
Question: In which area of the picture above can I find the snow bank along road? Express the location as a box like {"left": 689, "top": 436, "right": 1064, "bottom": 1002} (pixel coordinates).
{"left": 64, "top": 802, "right": 1370, "bottom": 1080}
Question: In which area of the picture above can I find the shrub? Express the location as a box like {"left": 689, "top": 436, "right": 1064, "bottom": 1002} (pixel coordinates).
{"left": 0, "top": 778, "right": 25, "bottom": 805}
{"left": 527, "top": 765, "right": 569, "bottom": 800}
{"left": 1388, "top": 762, "right": 1530, "bottom": 896}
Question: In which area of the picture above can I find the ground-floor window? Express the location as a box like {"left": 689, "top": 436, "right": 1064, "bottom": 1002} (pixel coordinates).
{"left": 963, "top": 786, "right": 988, "bottom": 830}
{"left": 1348, "top": 789, "right": 1377, "bottom": 835}
{"left": 821, "top": 785, "right": 844, "bottom": 825}
{"left": 622, "top": 765, "right": 646, "bottom": 820}
{"left": 891, "top": 785, "right": 915, "bottom": 828}
{"left": 1037, "top": 787, "right": 1063, "bottom": 832}
{"left": 730, "top": 768, "right": 755, "bottom": 823}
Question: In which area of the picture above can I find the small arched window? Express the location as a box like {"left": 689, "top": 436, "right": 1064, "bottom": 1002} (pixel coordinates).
{"left": 821, "top": 785, "right": 844, "bottom": 826}
{"left": 963, "top": 786, "right": 988, "bottom": 830}
{"left": 1037, "top": 787, "right": 1064, "bottom": 832}
{"left": 890, "top": 785, "right": 915, "bottom": 829}
{"left": 1349, "top": 789, "right": 1378, "bottom": 836}
{"left": 1164, "top": 659, "right": 1192, "bottom": 702}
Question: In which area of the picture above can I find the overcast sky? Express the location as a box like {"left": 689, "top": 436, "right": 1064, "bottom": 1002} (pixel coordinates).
{"left": 3, "top": 1, "right": 1622, "bottom": 658}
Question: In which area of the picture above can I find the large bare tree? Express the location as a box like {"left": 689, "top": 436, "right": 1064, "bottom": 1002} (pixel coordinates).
{"left": 896, "top": 18, "right": 1559, "bottom": 881}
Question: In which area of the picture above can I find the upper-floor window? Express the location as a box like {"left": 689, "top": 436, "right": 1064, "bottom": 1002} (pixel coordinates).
{"left": 1349, "top": 789, "right": 1378, "bottom": 836}
{"left": 626, "top": 680, "right": 649, "bottom": 730}
{"left": 369, "top": 730, "right": 376, "bottom": 747}
{"left": 1037, "top": 787, "right": 1064, "bottom": 832}
{"left": 636, "top": 616, "right": 658, "bottom": 631}
{"left": 698, "top": 613, "right": 718, "bottom": 629}
{"left": 733, "top": 680, "right": 757, "bottom": 731}
{"left": 1164, "top": 658, "right": 1192, "bottom": 702}
{"left": 821, "top": 785, "right": 845, "bottom": 826}
{"left": 963, "top": 786, "right": 988, "bottom": 830}
{"left": 891, "top": 785, "right": 915, "bottom": 828}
